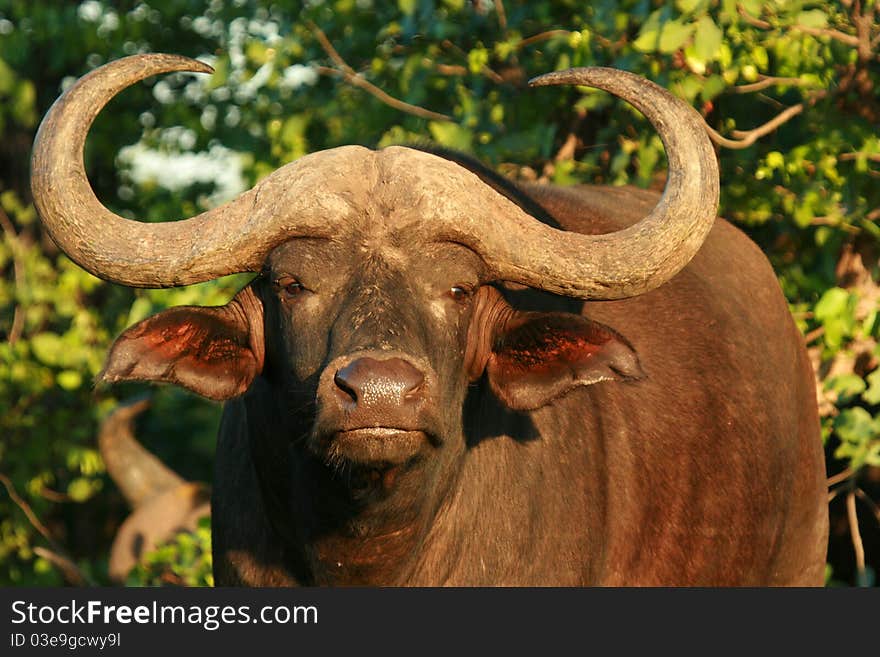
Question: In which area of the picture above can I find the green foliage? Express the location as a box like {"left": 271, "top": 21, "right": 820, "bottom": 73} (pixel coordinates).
{"left": 0, "top": 0, "right": 877, "bottom": 586}
{"left": 126, "top": 517, "right": 213, "bottom": 587}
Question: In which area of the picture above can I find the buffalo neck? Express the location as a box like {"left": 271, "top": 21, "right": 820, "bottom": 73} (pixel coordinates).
{"left": 242, "top": 381, "right": 608, "bottom": 585}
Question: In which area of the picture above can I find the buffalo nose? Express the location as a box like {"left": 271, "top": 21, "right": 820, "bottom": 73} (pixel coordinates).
{"left": 333, "top": 357, "right": 425, "bottom": 408}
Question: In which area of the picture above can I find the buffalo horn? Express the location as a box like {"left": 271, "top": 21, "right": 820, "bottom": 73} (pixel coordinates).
{"left": 468, "top": 67, "right": 719, "bottom": 299}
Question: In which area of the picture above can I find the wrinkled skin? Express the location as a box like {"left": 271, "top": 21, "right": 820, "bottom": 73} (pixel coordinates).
{"left": 103, "top": 152, "right": 828, "bottom": 586}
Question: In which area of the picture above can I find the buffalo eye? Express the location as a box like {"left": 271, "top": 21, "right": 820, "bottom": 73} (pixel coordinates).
{"left": 449, "top": 285, "right": 472, "bottom": 303}
{"left": 275, "top": 277, "right": 306, "bottom": 299}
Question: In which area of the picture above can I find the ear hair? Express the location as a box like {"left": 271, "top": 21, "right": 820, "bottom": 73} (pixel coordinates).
{"left": 486, "top": 311, "right": 644, "bottom": 411}
{"left": 100, "top": 286, "right": 264, "bottom": 401}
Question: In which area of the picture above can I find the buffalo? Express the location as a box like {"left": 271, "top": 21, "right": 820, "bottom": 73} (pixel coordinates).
{"left": 32, "top": 54, "right": 827, "bottom": 585}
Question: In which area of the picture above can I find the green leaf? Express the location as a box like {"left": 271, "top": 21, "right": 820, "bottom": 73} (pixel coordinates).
{"left": 766, "top": 151, "right": 785, "bottom": 169}
{"left": 834, "top": 407, "right": 880, "bottom": 470}
{"left": 739, "top": 0, "right": 763, "bottom": 18}
{"left": 467, "top": 48, "right": 489, "bottom": 75}
{"left": 694, "top": 17, "right": 722, "bottom": 62}
{"left": 701, "top": 75, "right": 726, "bottom": 101}
{"left": 825, "top": 374, "right": 866, "bottom": 404}
{"left": 863, "top": 369, "right": 880, "bottom": 405}
{"left": 834, "top": 407, "right": 876, "bottom": 445}
{"left": 67, "top": 477, "right": 99, "bottom": 503}
{"left": 863, "top": 309, "right": 878, "bottom": 338}
{"left": 676, "top": 0, "right": 708, "bottom": 13}
{"left": 814, "top": 287, "right": 850, "bottom": 321}
{"left": 428, "top": 122, "right": 473, "bottom": 151}
{"left": 30, "top": 333, "right": 63, "bottom": 366}
{"left": 56, "top": 370, "right": 82, "bottom": 391}
{"left": 751, "top": 46, "right": 769, "bottom": 72}
{"left": 633, "top": 10, "right": 663, "bottom": 53}
{"left": 796, "top": 10, "right": 828, "bottom": 29}
{"left": 0, "top": 57, "right": 15, "bottom": 95}
{"left": 659, "top": 20, "right": 695, "bottom": 54}
{"left": 867, "top": 442, "right": 880, "bottom": 467}
{"left": 398, "top": 0, "right": 417, "bottom": 16}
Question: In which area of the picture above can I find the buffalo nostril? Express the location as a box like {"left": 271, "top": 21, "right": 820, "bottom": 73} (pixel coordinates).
{"left": 401, "top": 375, "right": 424, "bottom": 400}
{"left": 334, "top": 367, "right": 359, "bottom": 403}
{"left": 333, "top": 357, "right": 425, "bottom": 408}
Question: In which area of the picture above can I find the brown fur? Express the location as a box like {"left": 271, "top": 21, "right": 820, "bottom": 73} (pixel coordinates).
{"left": 104, "top": 161, "right": 827, "bottom": 586}
{"left": 208, "top": 183, "right": 826, "bottom": 586}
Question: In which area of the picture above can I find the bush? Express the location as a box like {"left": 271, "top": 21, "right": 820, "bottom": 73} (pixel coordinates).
{"left": 1, "top": 0, "right": 877, "bottom": 586}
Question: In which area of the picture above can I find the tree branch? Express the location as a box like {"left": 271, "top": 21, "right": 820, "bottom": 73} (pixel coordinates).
{"left": 706, "top": 102, "right": 805, "bottom": 149}
{"left": 516, "top": 29, "right": 571, "bottom": 49}
{"left": 855, "top": 487, "right": 880, "bottom": 525}
{"left": 33, "top": 548, "right": 88, "bottom": 587}
{"left": 793, "top": 24, "right": 860, "bottom": 47}
{"left": 827, "top": 466, "right": 854, "bottom": 488}
{"left": 308, "top": 22, "right": 452, "bottom": 122}
{"left": 732, "top": 76, "right": 810, "bottom": 94}
{"left": 434, "top": 63, "right": 468, "bottom": 76}
{"left": 0, "top": 473, "right": 53, "bottom": 542}
{"left": 839, "top": 151, "right": 880, "bottom": 162}
{"left": 0, "top": 473, "right": 92, "bottom": 586}
{"left": 737, "top": 4, "right": 771, "bottom": 29}
{"left": 439, "top": 39, "right": 506, "bottom": 83}
{"left": 846, "top": 490, "right": 867, "bottom": 585}
{"left": 493, "top": 0, "right": 508, "bottom": 33}
{"left": 804, "top": 326, "right": 826, "bottom": 344}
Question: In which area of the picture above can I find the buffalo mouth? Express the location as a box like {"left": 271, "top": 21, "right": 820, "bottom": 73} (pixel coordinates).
{"left": 327, "top": 428, "right": 428, "bottom": 466}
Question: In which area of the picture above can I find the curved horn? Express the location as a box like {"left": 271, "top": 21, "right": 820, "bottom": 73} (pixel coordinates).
{"left": 98, "top": 399, "right": 184, "bottom": 508}
{"left": 31, "top": 54, "right": 274, "bottom": 287}
{"left": 468, "top": 67, "right": 719, "bottom": 300}
{"left": 32, "top": 54, "right": 369, "bottom": 288}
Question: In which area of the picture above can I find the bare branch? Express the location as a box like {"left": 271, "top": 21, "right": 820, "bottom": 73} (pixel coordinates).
{"left": 0, "top": 206, "right": 24, "bottom": 345}
{"left": 434, "top": 63, "right": 468, "bottom": 76}
{"left": 737, "top": 4, "right": 771, "bottom": 29}
{"left": 33, "top": 547, "right": 87, "bottom": 587}
{"left": 38, "top": 487, "right": 72, "bottom": 503}
{"left": 827, "top": 466, "right": 854, "bottom": 488}
{"left": 839, "top": 151, "right": 880, "bottom": 162}
{"left": 307, "top": 21, "right": 353, "bottom": 74}
{"left": 313, "top": 67, "right": 452, "bottom": 121}
{"left": 517, "top": 30, "right": 571, "bottom": 50}
{"left": 477, "top": 66, "right": 505, "bottom": 84}
{"left": 732, "top": 76, "right": 810, "bottom": 94}
{"left": 706, "top": 102, "right": 805, "bottom": 149}
{"left": 493, "top": 0, "right": 508, "bottom": 33}
{"left": 308, "top": 22, "right": 452, "bottom": 122}
{"left": 555, "top": 132, "right": 579, "bottom": 163}
{"left": 0, "top": 472, "right": 93, "bottom": 586}
{"left": 438, "top": 38, "right": 508, "bottom": 84}
{"left": 793, "top": 24, "right": 860, "bottom": 47}
{"left": 804, "top": 326, "right": 826, "bottom": 344}
{"left": 846, "top": 490, "right": 867, "bottom": 585}
{"left": 541, "top": 132, "right": 579, "bottom": 181}
{"left": 810, "top": 217, "right": 860, "bottom": 232}
{"left": 0, "top": 473, "right": 53, "bottom": 542}
{"left": 855, "top": 487, "right": 880, "bottom": 525}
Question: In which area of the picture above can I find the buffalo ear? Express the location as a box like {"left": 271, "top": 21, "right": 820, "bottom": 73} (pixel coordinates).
{"left": 100, "top": 287, "right": 264, "bottom": 401}
{"left": 487, "top": 312, "right": 644, "bottom": 411}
